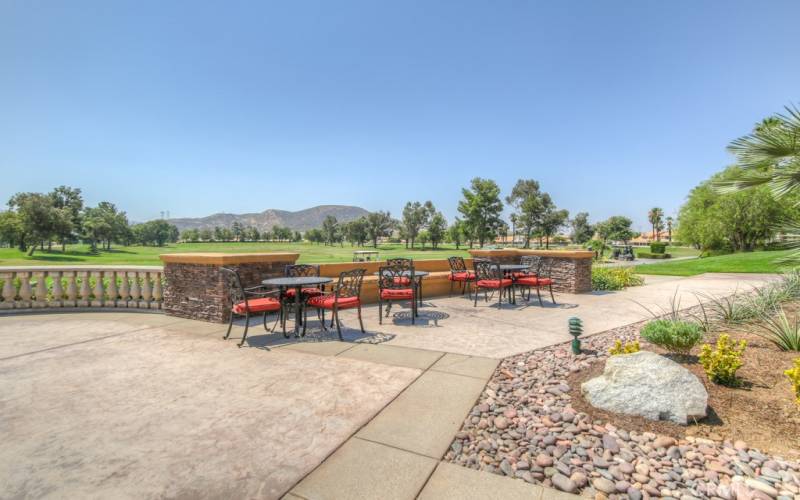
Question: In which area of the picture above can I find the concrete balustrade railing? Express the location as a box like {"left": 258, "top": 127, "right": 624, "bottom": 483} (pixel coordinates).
{"left": 0, "top": 266, "right": 164, "bottom": 311}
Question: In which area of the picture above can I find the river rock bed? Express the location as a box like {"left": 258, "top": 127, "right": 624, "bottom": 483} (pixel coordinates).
{"left": 445, "top": 321, "right": 800, "bottom": 499}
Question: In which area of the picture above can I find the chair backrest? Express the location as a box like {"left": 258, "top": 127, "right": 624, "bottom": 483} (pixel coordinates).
{"left": 448, "top": 256, "right": 467, "bottom": 272}
{"left": 474, "top": 260, "right": 501, "bottom": 281}
{"left": 378, "top": 264, "right": 414, "bottom": 290}
{"left": 335, "top": 268, "right": 366, "bottom": 298}
{"left": 285, "top": 264, "right": 320, "bottom": 277}
{"left": 520, "top": 255, "right": 541, "bottom": 273}
{"left": 220, "top": 267, "right": 246, "bottom": 307}
{"left": 386, "top": 257, "right": 413, "bottom": 267}
{"left": 537, "top": 257, "right": 554, "bottom": 278}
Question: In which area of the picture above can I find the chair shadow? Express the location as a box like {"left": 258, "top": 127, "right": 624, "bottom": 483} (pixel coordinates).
{"left": 390, "top": 310, "right": 450, "bottom": 327}
{"left": 236, "top": 315, "right": 396, "bottom": 348}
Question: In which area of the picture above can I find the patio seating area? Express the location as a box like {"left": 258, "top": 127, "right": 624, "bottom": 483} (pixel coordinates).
{"left": 0, "top": 269, "right": 775, "bottom": 499}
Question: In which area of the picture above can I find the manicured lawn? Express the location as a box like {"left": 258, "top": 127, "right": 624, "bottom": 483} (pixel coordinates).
{"left": 635, "top": 249, "right": 792, "bottom": 276}
{"left": 633, "top": 246, "right": 701, "bottom": 258}
{"left": 0, "top": 242, "right": 471, "bottom": 266}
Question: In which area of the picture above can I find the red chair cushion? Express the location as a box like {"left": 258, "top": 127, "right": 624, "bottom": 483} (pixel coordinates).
{"left": 449, "top": 271, "right": 476, "bottom": 281}
{"left": 515, "top": 277, "right": 553, "bottom": 286}
{"left": 476, "top": 279, "right": 513, "bottom": 288}
{"left": 393, "top": 276, "right": 411, "bottom": 286}
{"left": 380, "top": 288, "right": 414, "bottom": 300}
{"left": 232, "top": 297, "right": 281, "bottom": 314}
{"left": 512, "top": 272, "right": 533, "bottom": 278}
{"left": 284, "top": 287, "right": 324, "bottom": 299}
{"left": 307, "top": 295, "right": 361, "bottom": 310}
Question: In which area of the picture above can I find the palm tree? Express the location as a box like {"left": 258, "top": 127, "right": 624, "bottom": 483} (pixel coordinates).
{"left": 509, "top": 214, "right": 517, "bottom": 247}
{"left": 666, "top": 216, "right": 673, "bottom": 243}
{"left": 648, "top": 207, "right": 664, "bottom": 241}
{"left": 715, "top": 105, "right": 800, "bottom": 263}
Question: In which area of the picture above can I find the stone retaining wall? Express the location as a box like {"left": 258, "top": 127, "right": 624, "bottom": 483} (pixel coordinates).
{"left": 468, "top": 249, "right": 593, "bottom": 294}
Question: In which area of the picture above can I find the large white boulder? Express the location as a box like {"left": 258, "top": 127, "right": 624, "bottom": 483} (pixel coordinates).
{"left": 581, "top": 351, "right": 707, "bottom": 425}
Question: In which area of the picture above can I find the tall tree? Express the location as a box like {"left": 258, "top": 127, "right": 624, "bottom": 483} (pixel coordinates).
{"left": 321, "top": 215, "right": 340, "bottom": 246}
{"left": 401, "top": 201, "right": 434, "bottom": 249}
{"left": 458, "top": 177, "right": 504, "bottom": 247}
{"left": 8, "top": 192, "right": 58, "bottom": 255}
{"left": 0, "top": 211, "right": 23, "bottom": 249}
{"left": 509, "top": 213, "right": 518, "bottom": 247}
{"left": 365, "top": 211, "right": 395, "bottom": 248}
{"left": 570, "top": 212, "right": 594, "bottom": 244}
{"left": 49, "top": 186, "right": 84, "bottom": 251}
{"left": 595, "top": 216, "right": 636, "bottom": 248}
{"left": 428, "top": 212, "right": 447, "bottom": 249}
{"left": 648, "top": 207, "right": 664, "bottom": 241}
{"left": 505, "top": 179, "right": 546, "bottom": 248}
{"left": 447, "top": 219, "right": 467, "bottom": 249}
{"left": 665, "top": 216, "right": 674, "bottom": 243}
{"left": 539, "top": 205, "right": 569, "bottom": 249}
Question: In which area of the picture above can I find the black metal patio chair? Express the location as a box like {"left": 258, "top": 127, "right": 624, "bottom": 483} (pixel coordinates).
{"left": 378, "top": 264, "right": 417, "bottom": 324}
{"left": 305, "top": 268, "right": 366, "bottom": 339}
{"left": 221, "top": 267, "right": 283, "bottom": 347}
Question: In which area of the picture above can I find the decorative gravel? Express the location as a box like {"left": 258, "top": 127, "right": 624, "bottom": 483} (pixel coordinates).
{"left": 445, "top": 319, "right": 800, "bottom": 499}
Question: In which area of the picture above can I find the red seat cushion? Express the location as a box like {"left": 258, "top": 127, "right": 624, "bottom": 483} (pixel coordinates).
{"left": 512, "top": 271, "right": 533, "bottom": 278}
{"left": 380, "top": 288, "right": 414, "bottom": 300}
{"left": 307, "top": 295, "right": 361, "bottom": 310}
{"left": 232, "top": 297, "right": 281, "bottom": 314}
{"left": 449, "top": 271, "right": 476, "bottom": 281}
{"left": 284, "top": 287, "right": 324, "bottom": 299}
{"left": 393, "top": 276, "right": 412, "bottom": 286}
{"left": 515, "top": 277, "right": 553, "bottom": 286}
{"left": 476, "top": 279, "right": 513, "bottom": 288}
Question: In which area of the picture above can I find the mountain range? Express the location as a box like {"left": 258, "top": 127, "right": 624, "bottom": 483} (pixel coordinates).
{"left": 166, "top": 205, "right": 370, "bottom": 232}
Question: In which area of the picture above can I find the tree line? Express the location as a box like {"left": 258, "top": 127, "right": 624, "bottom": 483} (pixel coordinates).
{"left": 180, "top": 223, "right": 302, "bottom": 243}
{"left": 0, "top": 186, "right": 180, "bottom": 255}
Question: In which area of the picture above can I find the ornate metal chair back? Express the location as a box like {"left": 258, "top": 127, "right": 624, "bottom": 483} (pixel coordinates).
{"left": 474, "top": 260, "right": 501, "bottom": 281}
{"left": 220, "top": 267, "right": 246, "bottom": 308}
{"left": 378, "top": 264, "right": 414, "bottom": 291}
{"left": 520, "top": 255, "right": 541, "bottom": 274}
{"left": 447, "top": 256, "right": 467, "bottom": 272}
{"left": 335, "top": 268, "right": 366, "bottom": 298}
{"left": 285, "top": 264, "right": 320, "bottom": 277}
{"left": 537, "top": 257, "right": 555, "bottom": 279}
{"left": 386, "top": 258, "right": 413, "bottom": 267}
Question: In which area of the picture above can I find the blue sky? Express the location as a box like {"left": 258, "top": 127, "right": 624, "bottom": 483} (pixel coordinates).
{"left": 1, "top": 1, "right": 798, "bottom": 230}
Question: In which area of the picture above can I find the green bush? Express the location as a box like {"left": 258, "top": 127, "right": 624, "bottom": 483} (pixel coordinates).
{"left": 699, "top": 334, "right": 747, "bottom": 386}
{"left": 638, "top": 252, "right": 672, "bottom": 259}
{"left": 650, "top": 242, "right": 667, "bottom": 254}
{"left": 592, "top": 267, "right": 644, "bottom": 291}
{"left": 640, "top": 319, "right": 704, "bottom": 355}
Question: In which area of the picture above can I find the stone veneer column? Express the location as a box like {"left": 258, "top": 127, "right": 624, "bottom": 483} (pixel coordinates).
{"left": 468, "top": 249, "right": 593, "bottom": 294}
{"left": 159, "top": 253, "right": 299, "bottom": 323}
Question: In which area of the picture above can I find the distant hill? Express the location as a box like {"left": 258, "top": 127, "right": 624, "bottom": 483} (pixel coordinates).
{"left": 167, "top": 205, "right": 370, "bottom": 233}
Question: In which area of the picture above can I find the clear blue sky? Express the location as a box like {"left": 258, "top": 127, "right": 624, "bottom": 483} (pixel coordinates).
{"left": 2, "top": 1, "right": 798, "bottom": 230}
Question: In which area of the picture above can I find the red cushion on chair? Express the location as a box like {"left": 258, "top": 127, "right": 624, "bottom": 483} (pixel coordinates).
{"left": 232, "top": 297, "right": 281, "bottom": 314}
{"left": 515, "top": 277, "right": 553, "bottom": 286}
{"left": 307, "top": 295, "right": 361, "bottom": 310}
{"left": 449, "top": 271, "right": 476, "bottom": 281}
{"left": 284, "top": 287, "right": 324, "bottom": 299}
{"left": 476, "top": 279, "right": 513, "bottom": 288}
{"left": 512, "top": 272, "right": 533, "bottom": 278}
{"left": 380, "top": 288, "right": 414, "bottom": 300}
{"left": 392, "top": 276, "right": 411, "bottom": 286}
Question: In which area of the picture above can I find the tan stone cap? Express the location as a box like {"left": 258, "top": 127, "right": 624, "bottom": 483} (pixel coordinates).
{"left": 468, "top": 248, "right": 593, "bottom": 259}
{"left": 159, "top": 252, "right": 300, "bottom": 265}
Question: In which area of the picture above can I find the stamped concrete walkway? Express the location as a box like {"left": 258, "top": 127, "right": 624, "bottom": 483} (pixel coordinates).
{"left": 0, "top": 272, "right": 776, "bottom": 499}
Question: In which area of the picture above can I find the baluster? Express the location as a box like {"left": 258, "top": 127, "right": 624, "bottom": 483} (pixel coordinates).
{"left": 129, "top": 271, "right": 141, "bottom": 308}
{"left": 105, "top": 270, "right": 118, "bottom": 308}
{"left": 92, "top": 271, "right": 105, "bottom": 307}
{"left": 119, "top": 271, "right": 130, "bottom": 308}
{"left": 33, "top": 271, "right": 48, "bottom": 308}
{"left": 0, "top": 272, "right": 15, "bottom": 309}
{"left": 141, "top": 271, "right": 152, "bottom": 308}
{"left": 78, "top": 271, "right": 91, "bottom": 307}
{"left": 18, "top": 272, "right": 32, "bottom": 308}
{"left": 66, "top": 271, "right": 78, "bottom": 307}
{"left": 151, "top": 271, "right": 163, "bottom": 309}
{"left": 51, "top": 271, "right": 63, "bottom": 308}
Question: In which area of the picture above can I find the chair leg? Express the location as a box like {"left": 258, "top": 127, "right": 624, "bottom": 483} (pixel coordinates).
{"left": 302, "top": 304, "right": 308, "bottom": 336}
{"left": 498, "top": 287, "right": 503, "bottom": 308}
{"left": 474, "top": 286, "right": 479, "bottom": 307}
{"left": 536, "top": 287, "right": 544, "bottom": 307}
{"left": 411, "top": 298, "right": 415, "bottom": 325}
{"left": 357, "top": 304, "right": 365, "bottom": 333}
{"left": 223, "top": 312, "right": 234, "bottom": 340}
{"left": 320, "top": 308, "right": 328, "bottom": 331}
{"left": 334, "top": 308, "right": 343, "bottom": 341}
{"left": 378, "top": 299, "right": 383, "bottom": 325}
{"left": 549, "top": 284, "right": 556, "bottom": 304}
{"left": 238, "top": 312, "right": 250, "bottom": 348}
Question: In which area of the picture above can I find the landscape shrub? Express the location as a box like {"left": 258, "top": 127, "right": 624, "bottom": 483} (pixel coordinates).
{"left": 640, "top": 319, "right": 703, "bottom": 355}
{"left": 591, "top": 267, "right": 644, "bottom": 291}
{"left": 699, "top": 334, "right": 747, "bottom": 386}
{"left": 609, "top": 339, "right": 640, "bottom": 355}
{"left": 649, "top": 242, "right": 667, "bottom": 254}
{"left": 755, "top": 307, "right": 800, "bottom": 351}
{"left": 638, "top": 252, "right": 671, "bottom": 259}
{"left": 785, "top": 359, "right": 800, "bottom": 404}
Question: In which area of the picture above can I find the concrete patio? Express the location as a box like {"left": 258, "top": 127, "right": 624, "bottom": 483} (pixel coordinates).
{"left": 0, "top": 272, "right": 776, "bottom": 499}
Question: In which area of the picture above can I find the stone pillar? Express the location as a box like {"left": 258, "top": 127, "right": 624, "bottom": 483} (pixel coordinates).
{"left": 160, "top": 253, "right": 299, "bottom": 323}
{"left": 468, "top": 249, "right": 593, "bottom": 294}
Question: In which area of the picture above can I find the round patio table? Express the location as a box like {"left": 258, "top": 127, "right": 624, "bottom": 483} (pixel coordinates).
{"left": 373, "top": 270, "right": 429, "bottom": 307}
{"left": 262, "top": 276, "right": 333, "bottom": 338}
{"left": 497, "top": 265, "right": 530, "bottom": 304}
